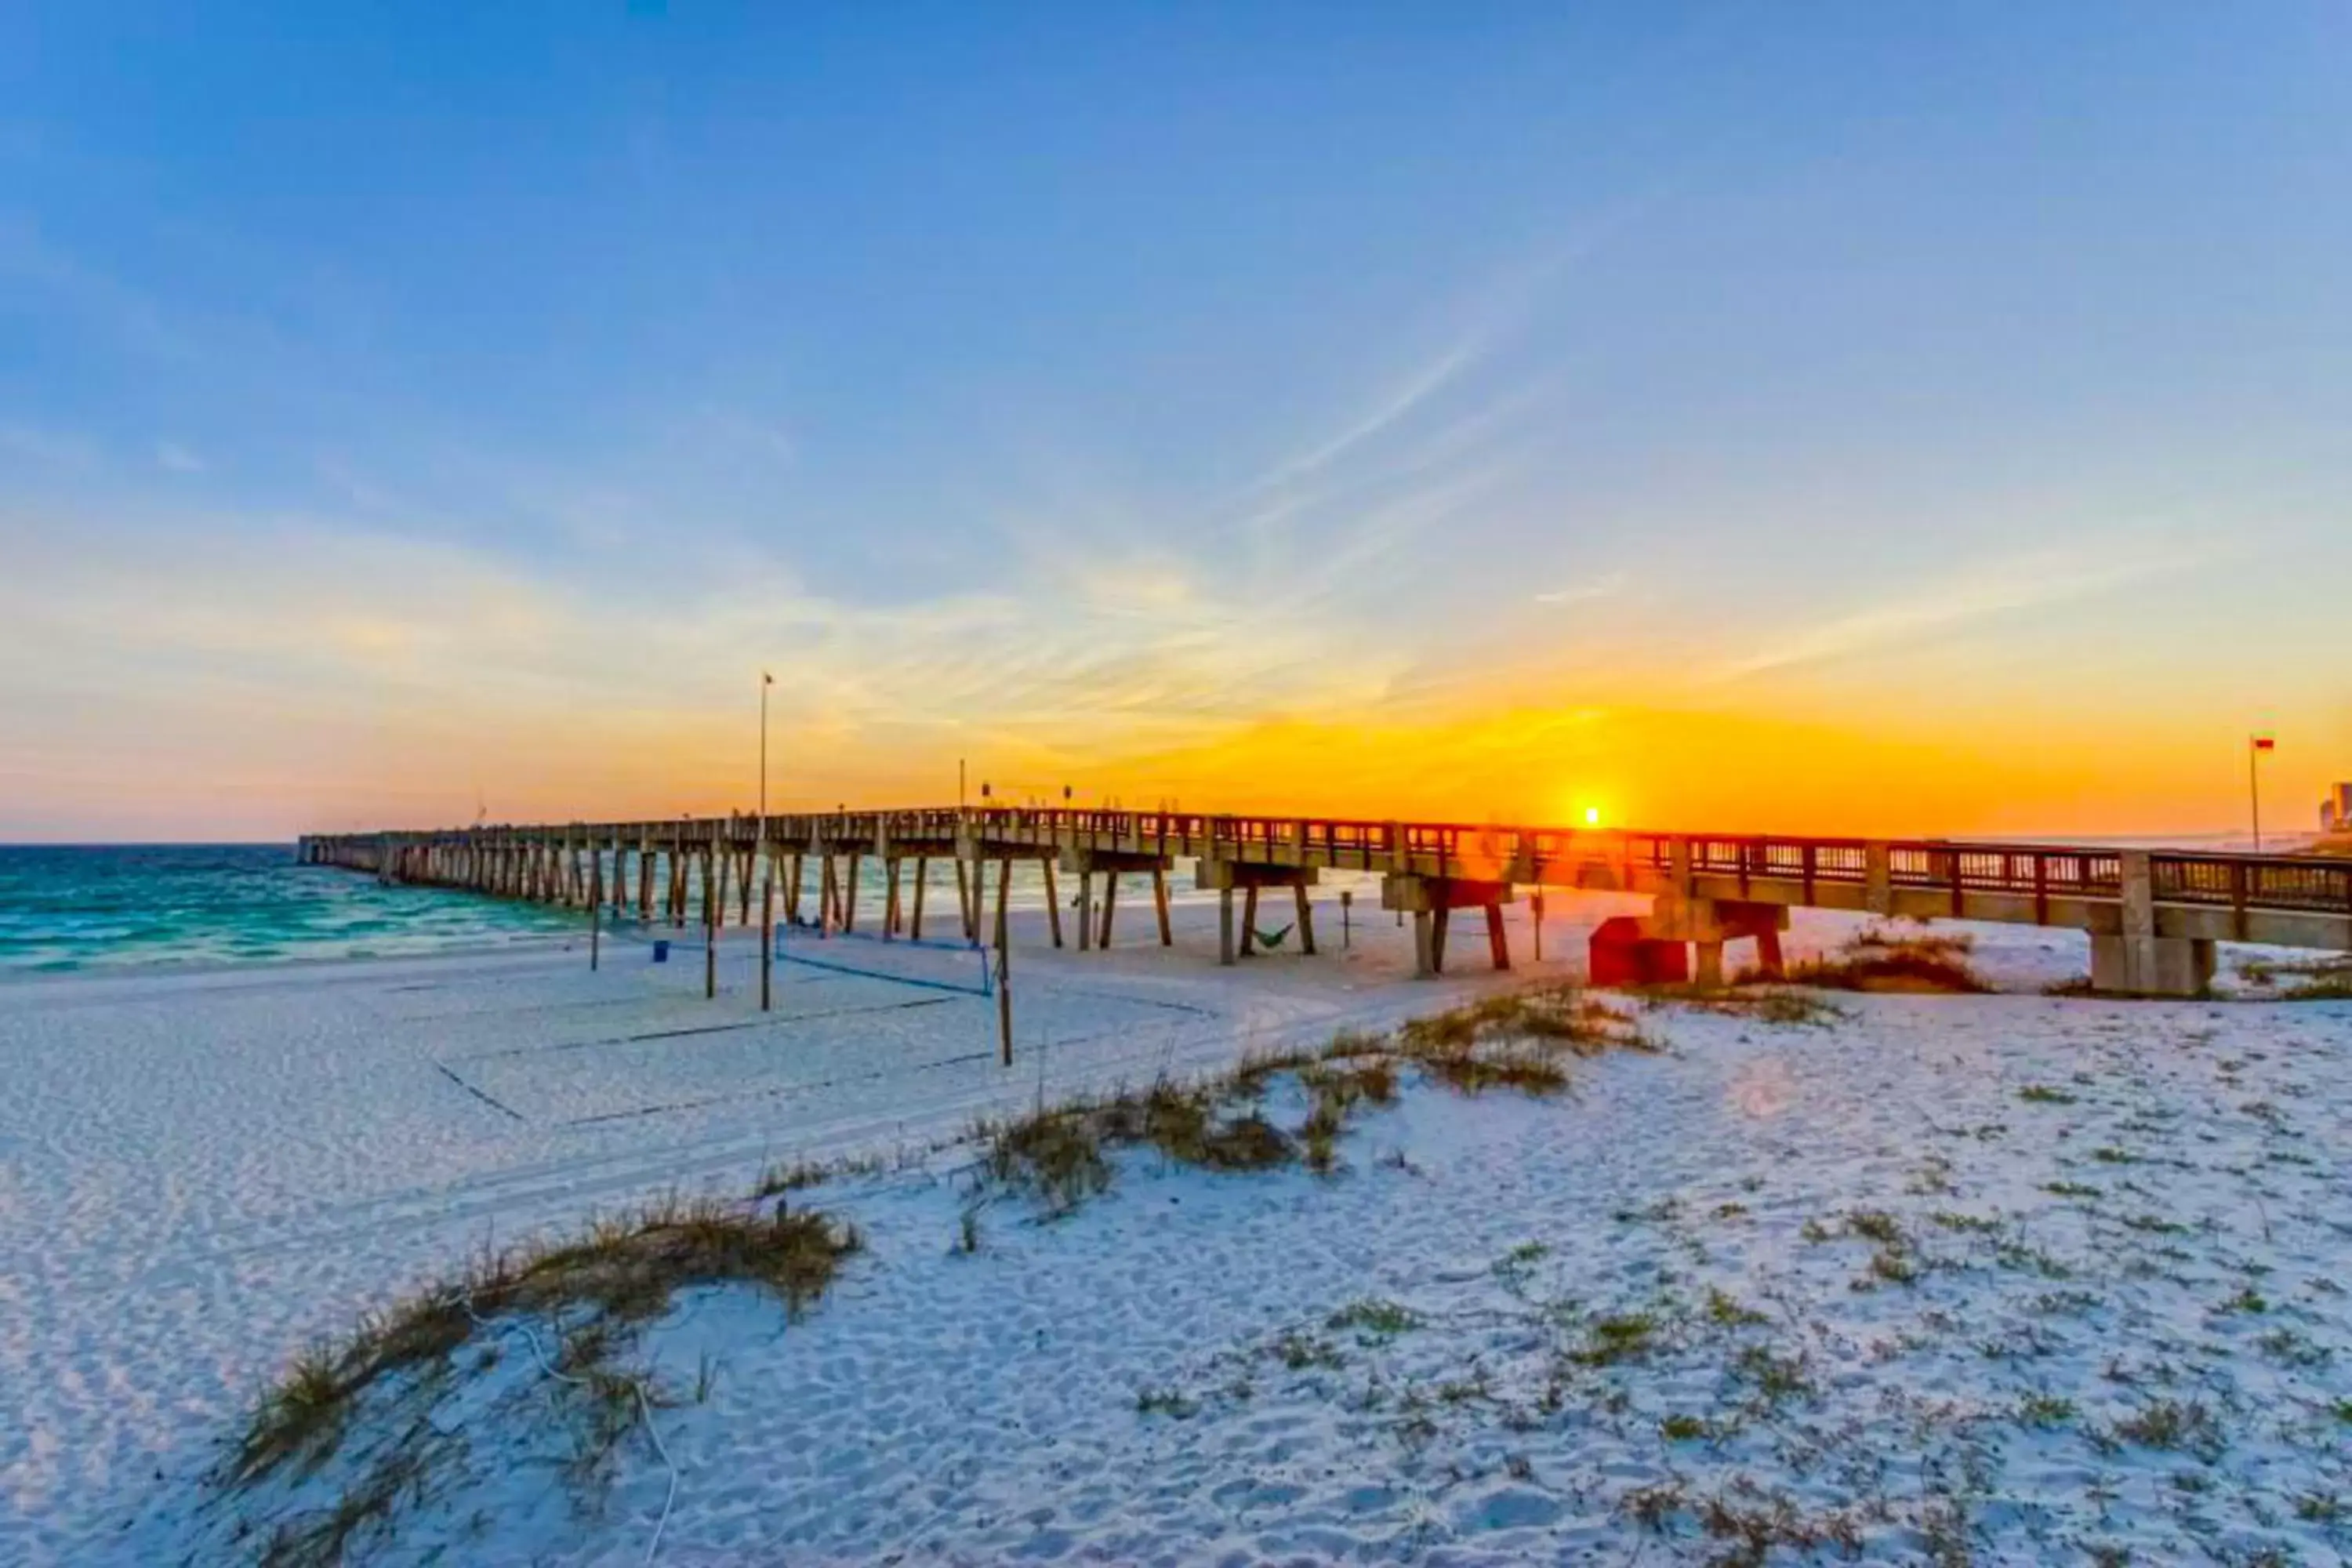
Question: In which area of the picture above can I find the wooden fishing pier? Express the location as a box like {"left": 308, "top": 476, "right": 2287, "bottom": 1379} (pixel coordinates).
{"left": 300, "top": 808, "right": 2352, "bottom": 997}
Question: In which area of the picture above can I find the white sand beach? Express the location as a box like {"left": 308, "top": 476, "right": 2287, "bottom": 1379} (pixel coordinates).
{"left": 3, "top": 885, "right": 2348, "bottom": 1564}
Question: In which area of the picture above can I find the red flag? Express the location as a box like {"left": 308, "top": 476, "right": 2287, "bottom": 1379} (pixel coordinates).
{"left": 2252, "top": 735, "right": 2275, "bottom": 751}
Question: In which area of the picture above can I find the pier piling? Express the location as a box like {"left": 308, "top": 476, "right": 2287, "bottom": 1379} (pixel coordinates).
{"left": 310, "top": 807, "right": 2352, "bottom": 1002}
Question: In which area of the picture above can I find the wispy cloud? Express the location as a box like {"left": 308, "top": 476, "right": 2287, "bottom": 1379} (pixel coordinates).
{"left": 1243, "top": 177, "right": 1677, "bottom": 503}
{"left": 1232, "top": 381, "right": 1552, "bottom": 547}
{"left": 1534, "top": 570, "right": 1630, "bottom": 606}
{"left": 1711, "top": 543, "right": 2220, "bottom": 683}
{"left": 1250, "top": 336, "right": 1485, "bottom": 494}
{"left": 0, "top": 485, "right": 1407, "bottom": 811}
{"left": 155, "top": 440, "right": 205, "bottom": 473}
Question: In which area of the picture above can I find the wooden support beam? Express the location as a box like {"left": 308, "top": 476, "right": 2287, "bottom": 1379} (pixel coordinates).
{"left": 993, "top": 857, "right": 1013, "bottom": 1068}
{"left": 910, "top": 856, "right": 929, "bottom": 940}
{"left": 1076, "top": 867, "right": 1094, "bottom": 952}
{"left": 589, "top": 855, "right": 603, "bottom": 971}
{"left": 883, "top": 856, "right": 902, "bottom": 939}
{"left": 1240, "top": 887, "right": 1259, "bottom": 957}
{"left": 1100, "top": 872, "right": 1119, "bottom": 949}
{"left": 703, "top": 845, "right": 717, "bottom": 1000}
{"left": 1485, "top": 903, "right": 1510, "bottom": 971}
{"left": 760, "top": 870, "right": 774, "bottom": 1011}
{"left": 1040, "top": 857, "right": 1063, "bottom": 949}
{"left": 955, "top": 856, "right": 975, "bottom": 941}
{"left": 843, "top": 853, "right": 862, "bottom": 933}
{"left": 1152, "top": 866, "right": 1173, "bottom": 946}
{"left": 1295, "top": 884, "right": 1316, "bottom": 956}
{"left": 1220, "top": 887, "right": 1236, "bottom": 965}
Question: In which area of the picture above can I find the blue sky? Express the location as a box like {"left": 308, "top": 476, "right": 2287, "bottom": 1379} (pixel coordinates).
{"left": 2, "top": 3, "right": 2348, "bottom": 839}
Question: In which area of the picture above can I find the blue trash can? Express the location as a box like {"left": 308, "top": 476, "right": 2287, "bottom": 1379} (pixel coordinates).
{"left": 652, "top": 939, "right": 671, "bottom": 964}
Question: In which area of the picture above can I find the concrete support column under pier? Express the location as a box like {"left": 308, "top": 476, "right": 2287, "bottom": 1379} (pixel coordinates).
{"left": 1381, "top": 874, "right": 1514, "bottom": 978}
{"left": 1591, "top": 896, "right": 1788, "bottom": 989}
{"left": 2090, "top": 851, "right": 2218, "bottom": 997}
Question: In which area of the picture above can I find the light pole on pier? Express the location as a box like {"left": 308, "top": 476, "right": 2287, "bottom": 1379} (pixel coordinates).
{"left": 759, "top": 671, "right": 774, "bottom": 837}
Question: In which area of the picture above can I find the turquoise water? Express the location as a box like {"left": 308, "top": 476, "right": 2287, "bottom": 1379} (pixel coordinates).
{"left": 0, "top": 844, "right": 1263, "bottom": 976}
{"left": 0, "top": 845, "right": 585, "bottom": 975}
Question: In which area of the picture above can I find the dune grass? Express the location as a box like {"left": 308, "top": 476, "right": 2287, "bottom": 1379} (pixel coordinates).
{"left": 1641, "top": 985, "right": 1850, "bottom": 1027}
{"left": 225, "top": 982, "right": 1667, "bottom": 1561}
{"left": 975, "top": 984, "right": 1650, "bottom": 1216}
{"left": 223, "top": 1193, "right": 859, "bottom": 1565}
{"left": 2239, "top": 954, "right": 2352, "bottom": 1000}
{"left": 1745, "top": 926, "right": 1991, "bottom": 994}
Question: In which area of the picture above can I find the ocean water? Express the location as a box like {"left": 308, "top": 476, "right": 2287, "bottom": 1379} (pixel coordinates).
{"left": 0, "top": 844, "right": 584, "bottom": 975}
{"left": 0, "top": 844, "right": 1367, "bottom": 977}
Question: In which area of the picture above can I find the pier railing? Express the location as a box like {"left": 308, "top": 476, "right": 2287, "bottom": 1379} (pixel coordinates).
{"left": 963, "top": 813, "right": 2349, "bottom": 920}
{"left": 305, "top": 807, "right": 2352, "bottom": 926}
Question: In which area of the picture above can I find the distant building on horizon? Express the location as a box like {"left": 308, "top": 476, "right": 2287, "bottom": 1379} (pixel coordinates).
{"left": 2324, "top": 782, "right": 2352, "bottom": 833}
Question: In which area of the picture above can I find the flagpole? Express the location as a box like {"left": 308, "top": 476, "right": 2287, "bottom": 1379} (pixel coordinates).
{"left": 2249, "top": 735, "right": 2263, "bottom": 854}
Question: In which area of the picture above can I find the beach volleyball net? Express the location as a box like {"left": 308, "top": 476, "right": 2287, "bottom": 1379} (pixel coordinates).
{"left": 772, "top": 924, "right": 996, "bottom": 997}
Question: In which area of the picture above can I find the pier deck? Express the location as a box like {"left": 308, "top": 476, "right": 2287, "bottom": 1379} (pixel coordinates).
{"left": 301, "top": 808, "right": 2352, "bottom": 996}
